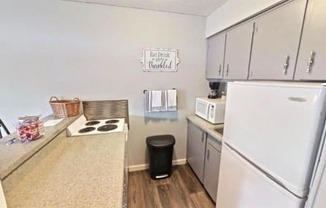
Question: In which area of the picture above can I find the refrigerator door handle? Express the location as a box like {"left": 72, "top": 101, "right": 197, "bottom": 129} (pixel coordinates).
{"left": 265, "top": 172, "right": 286, "bottom": 189}
{"left": 264, "top": 171, "right": 305, "bottom": 200}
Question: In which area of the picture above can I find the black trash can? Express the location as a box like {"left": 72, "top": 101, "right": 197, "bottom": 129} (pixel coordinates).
{"left": 146, "top": 134, "right": 175, "bottom": 180}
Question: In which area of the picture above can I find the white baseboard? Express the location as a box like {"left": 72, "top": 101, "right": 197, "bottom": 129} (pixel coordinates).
{"left": 173, "top": 158, "right": 187, "bottom": 166}
{"left": 128, "top": 158, "right": 187, "bottom": 172}
{"left": 128, "top": 164, "right": 149, "bottom": 172}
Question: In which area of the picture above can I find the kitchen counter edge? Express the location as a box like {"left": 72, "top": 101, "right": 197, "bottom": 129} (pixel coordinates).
{"left": 186, "top": 114, "right": 223, "bottom": 142}
{"left": 0, "top": 115, "right": 80, "bottom": 180}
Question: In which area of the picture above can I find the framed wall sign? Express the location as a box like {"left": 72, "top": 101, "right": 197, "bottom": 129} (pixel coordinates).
{"left": 140, "top": 48, "right": 180, "bottom": 72}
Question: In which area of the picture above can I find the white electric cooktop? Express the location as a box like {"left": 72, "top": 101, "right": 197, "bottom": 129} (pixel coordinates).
{"left": 67, "top": 115, "right": 125, "bottom": 136}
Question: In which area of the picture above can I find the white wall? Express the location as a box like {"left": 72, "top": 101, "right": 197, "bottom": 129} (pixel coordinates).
{"left": 206, "top": 0, "right": 285, "bottom": 37}
{"left": 0, "top": 0, "right": 208, "bottom": 167}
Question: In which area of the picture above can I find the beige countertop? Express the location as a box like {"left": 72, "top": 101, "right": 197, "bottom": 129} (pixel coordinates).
{"left": 0, "top": 116, "right": 127, "bottom": 208}
{"left": 0, "top": 115, "right": 80, "bottom": 180}
{"left": 186, "top": 114, "right": 224, "bottom": 141}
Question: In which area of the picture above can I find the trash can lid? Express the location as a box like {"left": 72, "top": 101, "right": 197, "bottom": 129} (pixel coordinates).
{"left": 146, "top": 135, "right": 175, "bottom": 147}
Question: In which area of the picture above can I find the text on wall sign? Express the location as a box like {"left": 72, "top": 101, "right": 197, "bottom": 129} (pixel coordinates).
{"left": 140, "top": 48, "right": 180, "bottom": 72}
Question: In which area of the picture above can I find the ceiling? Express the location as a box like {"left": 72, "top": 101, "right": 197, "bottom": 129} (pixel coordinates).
{"left": 65, "top": 0, "right": 228, "bottom": 16}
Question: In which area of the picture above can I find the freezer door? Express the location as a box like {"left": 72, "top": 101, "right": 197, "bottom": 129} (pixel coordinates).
{"left": 216, "top": 143, "right": 305, "bottom": 208}
{"left": 224, "top": 82, "right": 326, "bottom": 197}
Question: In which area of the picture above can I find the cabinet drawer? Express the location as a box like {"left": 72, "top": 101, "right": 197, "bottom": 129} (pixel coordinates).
{"left": 207, "top": 137, "right": 221, "bottom": 152}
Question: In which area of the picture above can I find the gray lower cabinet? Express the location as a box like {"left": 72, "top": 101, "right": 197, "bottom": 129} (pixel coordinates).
{"left": 295, "top": 0, "right": 326, "bottom": 80}
{"left": 187, "top": 121, "right": 222, "bottom": 202}
{"left": 203, "top": 134, "right": 221, "bottom": 203}
{"left": 187, "top": 122, "right": 206, "bottom": 183}
{"left": 249, "top": 0, "right": 306, "bottom": 80}
{"left": 206, "top": 32, "right": 226, "bottom": 80}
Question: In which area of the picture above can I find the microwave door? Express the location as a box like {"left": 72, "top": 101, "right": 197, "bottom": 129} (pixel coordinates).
{"left": 196, "top": 100, "right": 210, "bottom": 120}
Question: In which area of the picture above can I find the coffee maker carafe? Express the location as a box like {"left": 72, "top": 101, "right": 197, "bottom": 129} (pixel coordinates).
{"left": 208, "top": 82, "right": 220, "bottom": 99}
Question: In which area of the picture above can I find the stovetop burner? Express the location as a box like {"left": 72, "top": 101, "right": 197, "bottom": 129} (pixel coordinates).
{"left": 78, "top": 127, "right": 96, "bottom": 133}
{"left": 105, "top": 119, "right": 120, "bottom": 124}
{"left": 97, "top": 124, "right": 118, "bottom": 132}
{"left": 85, "top": 121, "right": 100, "bottom": 126}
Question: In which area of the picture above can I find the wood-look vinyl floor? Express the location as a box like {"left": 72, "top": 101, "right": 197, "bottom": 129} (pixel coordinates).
{"left": 128, "top": 164, "right": 215, "bottom": 208}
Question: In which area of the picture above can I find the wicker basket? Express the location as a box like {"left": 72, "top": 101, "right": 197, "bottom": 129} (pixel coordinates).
{"left": 49, "top": 96, "right": 80, "bottom": 118}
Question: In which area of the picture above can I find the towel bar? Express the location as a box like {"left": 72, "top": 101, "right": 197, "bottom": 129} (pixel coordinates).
{"left": 143, "top": 88, "right": 176, "bottom": 94}
{"left": 144, "top": 89, "right": 177, "bottom": 113}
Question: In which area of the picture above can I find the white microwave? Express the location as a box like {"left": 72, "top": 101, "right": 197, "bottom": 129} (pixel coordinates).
{"left": 195, "top": 97, "right": 226, "bottom": 124}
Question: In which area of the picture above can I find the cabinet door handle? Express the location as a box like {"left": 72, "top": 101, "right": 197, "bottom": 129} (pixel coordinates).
{"left": 226, "top": 64, "right": 229, "bottom": 76}
{"left": 283, "top": 55, "right": 290, "bottom": 75}
{"left": 307, "top": 51, "right": 316, "bottom": 73}
{"left": 201, "top": 132, "right": 205, "bottom": 143}
{"left": 254, "top": 23, "right": 258, "bottom": 33}
{"left": 218, "top": 65, "right": 222, "bottom": 76}
{"left": 207, "top": 149, "right": 210, "bottom": 161}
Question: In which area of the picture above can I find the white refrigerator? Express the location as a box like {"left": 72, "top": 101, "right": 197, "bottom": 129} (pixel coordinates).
{"left": 216, "top": 82, "right": 326, "bottom": 208}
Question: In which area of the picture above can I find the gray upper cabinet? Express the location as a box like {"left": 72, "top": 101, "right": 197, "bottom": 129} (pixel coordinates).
{"left": 223, "top": 22, "right": 254, "bottom": 80}
{"left": 249, "top": 0, "right": 306, "bottom": 80}
{"left": 206, "top": 32, "right": 226, "bottom": 80}
{"left": 295, "top": 0, "right": 326, "bottom": 80}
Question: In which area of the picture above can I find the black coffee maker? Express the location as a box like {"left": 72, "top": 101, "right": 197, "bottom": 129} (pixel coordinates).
{"left": 208, "top": 82, "right": 220, "bottom": 99}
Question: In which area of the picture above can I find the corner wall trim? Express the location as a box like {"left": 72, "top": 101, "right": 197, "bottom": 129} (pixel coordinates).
{"left": 128, "top": 158, "right": 187, "bottom": 172}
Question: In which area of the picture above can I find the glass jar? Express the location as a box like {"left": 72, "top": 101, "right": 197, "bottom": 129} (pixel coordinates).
{"left": 17, "top": 116, "right": 44, "bottom": 142}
